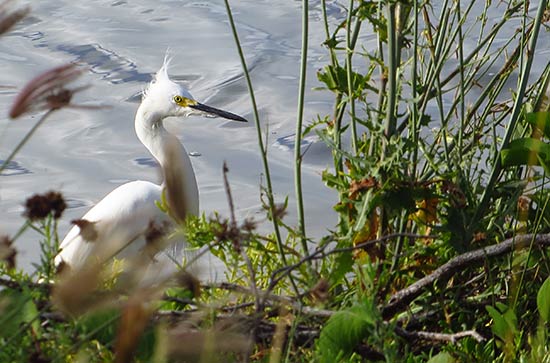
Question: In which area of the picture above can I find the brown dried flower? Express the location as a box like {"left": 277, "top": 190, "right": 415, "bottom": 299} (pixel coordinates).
{"left": 307, "top": 278, "right": 330, "bottom": 304}
{"left": 0, "top": 1, "right": 29, "bottom": 36}
{"left": 211, "top": 218, "right": 241, "bottom": 252}
{"left": 114, "top": 298, "right": 151, "bottom": 363}
{"left": 23, "top": 191, "right": 66, "bottom": 220}
{"left": 71, "top": 219, "right": 98, "bottom": 242}
{"left": 175, "top": 270, "right": 201, "bottom": 298}
{"left": 9, "top": 63, "right": 87, "bottom": 118}
{"left": 0, "top": 235, "right": 16, "bottom": 269}
{"left": 241, "top": 217, "right": 257, "bottom": 233}
{"left": 144, "top": 220, "right": 169, "bottom": 245}
{"left": 272, "top": 202, "right": 288, "bottom": 220}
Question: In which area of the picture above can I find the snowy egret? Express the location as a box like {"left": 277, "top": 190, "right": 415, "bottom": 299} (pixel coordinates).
{"left": 54, "top": 60, "right": 247, "bottom": 274}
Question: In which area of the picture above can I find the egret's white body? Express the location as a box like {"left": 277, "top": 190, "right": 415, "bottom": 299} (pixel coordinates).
{"left": 55, "top": 60, "right": 245, "bottom": 276}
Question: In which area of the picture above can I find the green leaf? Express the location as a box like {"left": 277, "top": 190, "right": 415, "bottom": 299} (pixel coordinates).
{"left": 0, "top": 289, "right": 38, "bottom": 338}
{"left": 317, "top": 65, "right": 369, "bottom": 97}
{"left": 330, "top": 251, "right": 353, "bottom": 286}
{"left": 77, "top": 308, "right": 120, "bottom": 345}
{"left": 526, "top": 111, "right": 550, "bottom": 138}
{"left": 322, "top": 169, "right": 346, "bottom": 190}
{"left": 316, "top": 303, "right": 377, "bottom": 363}
{"left": 486, "top": 303, "right": 517, "bottom": 341}
{"left": 501, "top": 138, "right": 550, "bottom": 168}
{"left": 427, "top": 352, "right": 456, "bottom": 363}
{"left": 537, "top": 277, "right": 550, "bottom": 322}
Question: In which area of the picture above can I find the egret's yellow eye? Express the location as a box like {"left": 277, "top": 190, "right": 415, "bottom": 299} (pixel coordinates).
{"left": 173, "top": 95, "right": 183, "bottom": 103}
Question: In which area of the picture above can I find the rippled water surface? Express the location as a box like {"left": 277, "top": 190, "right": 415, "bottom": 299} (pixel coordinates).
{"left": 0, "top": 0, "right": 344, "bottom": 271}
{"left": 1, "top": 1, "right": 549, "bottom": 272}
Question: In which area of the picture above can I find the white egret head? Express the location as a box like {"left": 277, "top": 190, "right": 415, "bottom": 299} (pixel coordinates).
{"left": 142, "top": 60, "right": 247, "bottom": 122}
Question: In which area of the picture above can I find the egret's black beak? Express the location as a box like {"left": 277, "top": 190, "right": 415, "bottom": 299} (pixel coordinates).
{"left": 189, "top": 103, "right": 247, "bottom": 122}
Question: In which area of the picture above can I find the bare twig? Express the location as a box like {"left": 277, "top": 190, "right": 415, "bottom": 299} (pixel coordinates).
{"left": 205, "top": 282, "right": 334, "bottom": 318}
{"left": 395, "top": 326, "right": 485, "bottom": 343}
{"left": 222, "top": 162, "right": 261, "bottom": 314}
{"left": 267, "top": 233, "right": 435, "bottom": 294}
{"left": 382, "top": 233, "right": 550, "bottom": 319}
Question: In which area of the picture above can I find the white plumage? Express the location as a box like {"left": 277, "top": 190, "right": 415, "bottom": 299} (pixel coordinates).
{"left": 55, "top": 60, "right": 246, "bottom": 278}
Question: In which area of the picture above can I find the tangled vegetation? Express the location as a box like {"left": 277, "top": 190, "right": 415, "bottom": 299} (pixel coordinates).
{"left": 3, "top": 0, "right": 550, "bottom": 362}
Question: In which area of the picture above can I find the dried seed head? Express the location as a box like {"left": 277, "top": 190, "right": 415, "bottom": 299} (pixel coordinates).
{"left": 55, "top": 260, "right": 69, "bottom": 275}
{"left": 52, "top": 261, "right": 104, "bottom": 316}
{"left": 71, "top": 219, "right": 98, "bottom": 242}
{"left": 175, "top": 271, "right": 201, "bottom": 298}
{"left": 114, "top": 299, "right": 151, "bottom": 363}
{"left": 140, "top": 220, "right": 172, "bottom": 261}
{"left": 9, "top": 63, "right": 86, "bottom": 118}
{"left": 272, "top": 202, "right": 287, "bottom": 220}
{"left": 211, "top": 217, "right": 242, "bottom": 252}
{"left": 0, "top": 1, "right": 29, "bottom": 36}
{"left": 0, "top": 235, "right": 16, "bottom": 269}
{"left": 308, "top": 278, "right": 330, "bottom": 304}
{"left": 240, "top": 217, "right": 257, "bottom": 233}
{"left": 144, "top": 220, "right": 169, "bottom": 245}
{"left": 23, "top": 191, "right": 66, "bottom": 221}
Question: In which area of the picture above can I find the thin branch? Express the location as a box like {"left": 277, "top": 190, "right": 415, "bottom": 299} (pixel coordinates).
{"left": 395, "top": 327, "right": 485, "bottom": 343}
{"left": 382, "top": 233, "right": 550, "bottom": 319}
{"left": 222, "top": 162, "right": 261, "bottom": 314}
{"left": 267, "top": 233, "right": 435, "bottom": 294}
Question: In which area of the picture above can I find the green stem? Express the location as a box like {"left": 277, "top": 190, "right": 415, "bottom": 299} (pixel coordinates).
{"left": 0, "top": 109, "right": 55, "bottom": 174}
{"left": 456, "top": 0, "right": 465, "bottom": 166}
{"left": 384, "top": 2, "right": 397, "bottom": 141}
{"left": 223, "top": 0, "right": 300, "bottom": 294}
{"left": 294, "top": 0, "right": 309, "bottom": 257}
{"left": 321, "top": 0, "right": 337, "bottom": 67}
{"left": 469, "top": 0, "right": 546, "bottom": 234}
{"left": 410, "top": 0, "right": 419, "bottom": 177}
{"left": 346, "top": 0, "right": 358, "bottom": 154}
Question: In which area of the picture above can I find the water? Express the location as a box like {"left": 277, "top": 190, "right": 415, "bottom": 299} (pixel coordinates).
{"left": 1, "top": 1, "right": 549, "bottom": 272}
{"left": 0, "top": 0, "right": 340, "bottom": 271}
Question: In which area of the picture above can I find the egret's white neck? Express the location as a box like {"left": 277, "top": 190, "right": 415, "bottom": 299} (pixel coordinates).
{"left": 134, "top": 103, "right": 199, "bottom": 221}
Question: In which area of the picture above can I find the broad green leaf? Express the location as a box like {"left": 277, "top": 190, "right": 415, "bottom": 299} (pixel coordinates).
{"left": 427, "top": 352, "right": 456, "bottom": 363}
{"left": 317, "top": 65, "right": 369, "bottom": 97}
{"left": 501, "top": 138, "right": 550, "bottom": 168}
{"left": 537, "top": 277, "right": 550, "bottom": 322}
{"left": 486, "top": 303, "right": 517, "bottom": 341}
{"left": 316, "top": 303, "right": 377, "bottom": 363}
{"left": 526, "top": 112, "right": 550, "bottom": 139}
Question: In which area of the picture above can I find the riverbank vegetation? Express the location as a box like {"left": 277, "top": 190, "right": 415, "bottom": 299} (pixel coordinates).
{"left": 3, "top": 0, "right": 550, "bottom": 362}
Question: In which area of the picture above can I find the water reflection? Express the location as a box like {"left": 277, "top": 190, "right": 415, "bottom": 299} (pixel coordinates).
{"left": 0, "top": 160, "right": 31, "bottom": 176}
{"left": 57, "top": 43, "right": 150, "bottom": 84}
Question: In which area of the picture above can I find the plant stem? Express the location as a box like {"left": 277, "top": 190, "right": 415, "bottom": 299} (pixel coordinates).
{"left": 0, "top": 109, "right": 55, "bottom": 175}
{"left": 346, "top": 0, "right": 358, "bottom": 154}
{"left": 223, "top": 0, "right": 300, "bottom": 294}
{"left": 469, "top": 0, "right": 546, "bottom": 234}
{"left": 384, "top": 2, "right": 397, "bottom": 142}
{"left": 294, "top": 0, "right": 309, "bottom": 259}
